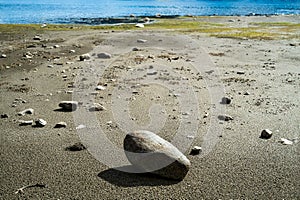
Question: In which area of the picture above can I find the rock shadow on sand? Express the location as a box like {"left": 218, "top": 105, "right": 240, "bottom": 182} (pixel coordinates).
{"left": 53, "top": 108, "right": 74, "bottom": 112}
{"left": 98, "top": 165, "right": 181, "bottom": 187}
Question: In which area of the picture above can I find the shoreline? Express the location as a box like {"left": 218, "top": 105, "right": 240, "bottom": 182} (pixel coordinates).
{"left": 1, "top": 14, "right": 300, "bottom": 25}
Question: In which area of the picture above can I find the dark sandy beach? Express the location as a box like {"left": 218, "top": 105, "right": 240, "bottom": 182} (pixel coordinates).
{"left": 0, "top": 15, "right": 299, "bottom": 199}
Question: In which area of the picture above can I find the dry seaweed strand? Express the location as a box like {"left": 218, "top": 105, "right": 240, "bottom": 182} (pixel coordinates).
{"left": 15, "top": 183, "right": 47, "bottom": 194}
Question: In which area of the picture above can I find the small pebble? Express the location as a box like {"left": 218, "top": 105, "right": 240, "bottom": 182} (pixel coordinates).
{"left": 18, "top": 108, "right": 34, "bottom": 116}
{"left": 135, "top": 23, "right": 144, "bottom": 28}
{"left": 54, "top": 122, "right": 67, "bottom": 128}
{"left": 27, "top": 44, "right": 36, "bottom": 49}
{"left": 19, "top": 120, "right": 33, "bottom": 126}
{"left": 35, "top": 119, "right": 47, "bottom": 127}
{"left": 218, "top": 114, "right": 233, "bottom": 121}
{"left": 279, "top": 138, "right": 293, "bottom": 145}
{"left": 147, "top": 69, "right": 158, "bottom": 75}
{"left": 79, "top": 53, "right": 91, "bottom": 61}
{"left": 97, "top": 52, "right": 112, "bottom": 59}
{"left": 137, "top": 39, "right": 147, "bottom": 43}
{"left": 132, "top": 47, "right": 140, "bottom": 51}
{"left": 27, "top": 44, "right": 37, "bottom": 48}
{"left": 186, "top": 135, "right": 195, "bottom": 139}
{"left": 1, "top": 114, "right": 9, "bottom": 118}
{"left": 89, "top": 103, "right": 106, "bottom": 111}
{"left": 144, "top": 17, "right": 150, "bottom": 22}
{"left": 203, "top": 112, "right": 209, "bottom": 118}
{"left": 148, "top": 55, "right": 155, "bottom": 59}
{"left": 59, "top": 101, "right": 78, "bottom": 111}
{"left": 76, "top": 124, "right": 86, "bottom": 129}
{"left": 190, "top": 146, "right": 202, "bottom": 155}
{"left": 237, "top": 71, "right": 245, "bottom": 75}
{"left": 221, "top": 97, "right": 231, "bottom": 104}
{"left": 96, "top": 85, "right": 106, "bottom": 90}
{"left": 260, "top": 129, "right": 272, "bottom": 139}
{"left": 33, "top": 35, "right": 41, "bottom": 40}
{"left": 66, "top": 142, "right": 86, "bottom": 151}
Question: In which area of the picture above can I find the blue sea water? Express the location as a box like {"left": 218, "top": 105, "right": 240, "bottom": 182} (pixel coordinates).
{"left": 0, "top": 0, "right": 299, "bottom": 24}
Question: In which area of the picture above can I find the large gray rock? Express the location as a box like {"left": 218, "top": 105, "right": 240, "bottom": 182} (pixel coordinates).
{"left": 124, "top": 130, "right": 190, "bottom": 180}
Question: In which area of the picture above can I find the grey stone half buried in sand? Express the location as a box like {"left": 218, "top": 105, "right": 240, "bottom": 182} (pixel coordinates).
{"left": 59, "top": 101, "right": 78, "bottom": 111}
{"left": 137, "top": 39, "right": 147, "bottom": 43}
{"left": 124, "top": 130, "right": 190, "bottom": 180}
{"left": 218, "top": 114, "right": 233, "bottom": 121}
{"left": 97, "top": 52, "right": 112, "bottom": 59}
{"left": 89, "top": 103, "right": 106, "bottom": 111}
